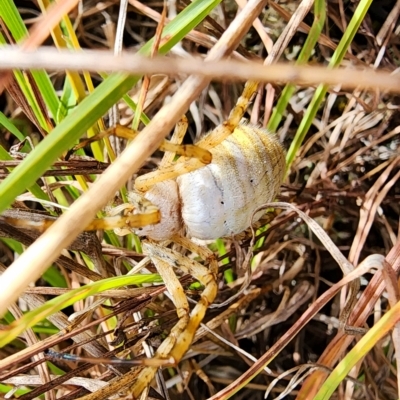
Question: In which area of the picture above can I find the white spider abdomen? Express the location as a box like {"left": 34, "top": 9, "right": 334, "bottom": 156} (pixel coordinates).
{"left": 177, "top": 124, "right": 285, "bottom": 240}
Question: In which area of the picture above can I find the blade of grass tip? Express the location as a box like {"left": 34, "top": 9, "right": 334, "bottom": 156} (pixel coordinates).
{"left": 0, "top": 274, "right": 162, "bottom": 348}
{"left": 0, "top": 0, "right": 222, "bottom": 214}
{"left": 267, "top": 0, "right": 326, "bottom": 132}
{"left": 285, "top": 0, "right": 374, "bottom": 170}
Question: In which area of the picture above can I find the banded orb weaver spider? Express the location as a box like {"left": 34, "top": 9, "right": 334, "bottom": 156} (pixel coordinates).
{"left": 102, "top": 80, "right": 285, "bottom": 397}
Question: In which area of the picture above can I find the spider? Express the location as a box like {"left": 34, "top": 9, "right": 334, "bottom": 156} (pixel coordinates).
{"left": 3, "top": 80, "right": 286, "bottom": 398}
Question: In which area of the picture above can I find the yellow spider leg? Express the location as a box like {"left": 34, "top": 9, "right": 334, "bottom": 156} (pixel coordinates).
{"left": 159, "top": 115, "right": 189, "bottom": 168}
{"left": 167, "top": 234, "right": 218, "bottom": 359}
{"left": 128, "top": 237, "right": 218, "bottom": 398}
{"left": 105, "top": 191, "right": 164, "bottom": 235}
{"left": 86, "top": 212, "right": 161, "bottom": 231}
{"left": 134, "top": 115, "right": 207, "bottom": 190}
{"left": 71, "top": 124, "right": 211, "bottom": 164}
{"left": 2, "top": 212, "right": 160, "bottom": 233}
{"left": 196, "top": 80, "right": 259, "bottom": 149}
{"left": 134, "top": 157, "right": 204, "bottom": 192}
{"left": 172, "top": 234, "right": 219, "bottom": 276}
{"left": 134, "top": 115, "right": 201, "bottom": 192}
{"left": 2, "top": 196, "right": 161, "bottom": 233}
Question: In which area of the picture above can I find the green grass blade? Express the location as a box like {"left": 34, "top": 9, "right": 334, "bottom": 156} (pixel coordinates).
{"left": 0, "top": 274, "right": 161, "bottom": 347}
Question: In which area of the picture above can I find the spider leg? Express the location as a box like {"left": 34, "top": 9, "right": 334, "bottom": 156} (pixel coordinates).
{"left": 70, "top": 124, "right": 211, "bottom": 164}
{"left": 134, "top": 115, "right": 207, "bottom": 192}
{"left": 159, "top": 115, "right": 189, "bottom": 168}
{"left": 196, "top": 80, "right": 259, "bottom": 149}
{"left": 134, "top": 158, "right": 205, "bottom": 192}
{"left": 2, "top": 204, "right": 160, "bottom": 233}
{"left": 128, "top": 236, "right": 218, "bottom": 398}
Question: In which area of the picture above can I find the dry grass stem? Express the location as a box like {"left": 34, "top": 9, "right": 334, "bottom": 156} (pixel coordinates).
{"left": 2, "top": 48, "right": 399, "bottom": 93}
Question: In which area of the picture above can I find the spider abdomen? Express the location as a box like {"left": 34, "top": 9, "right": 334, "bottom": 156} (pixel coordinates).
{"left": 135, "top": 125, "right": 285, "bottom": 241}
{"left": 177, "top": 124, "right": 285, "bottom": 240}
